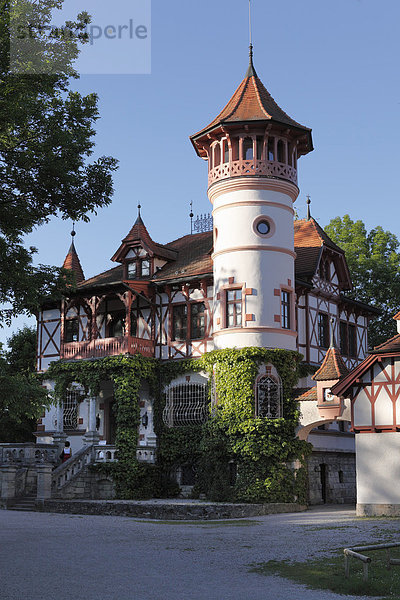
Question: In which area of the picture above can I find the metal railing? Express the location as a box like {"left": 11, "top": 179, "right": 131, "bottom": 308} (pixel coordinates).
{"left": 344, "top": 543, "right": 400, "bottom": 582}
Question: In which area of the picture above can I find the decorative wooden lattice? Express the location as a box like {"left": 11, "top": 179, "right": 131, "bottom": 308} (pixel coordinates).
{"left": 256, "top": 375, "right": 282, "bottom": 419}
{"left": 163, "top": 382, "right": 208, "bottom": 427}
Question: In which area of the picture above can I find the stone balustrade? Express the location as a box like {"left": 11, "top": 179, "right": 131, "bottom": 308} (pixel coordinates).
{"left": 0, "top": 443, "right": 58, "bottom": 466}
{"left": 52, "top": 445, "right": 93, "bottom": 493}
{"left": 94, "top": 445, "right": 117, "bottom": 462}
{"left": 136, "top": 446, "right": 156, "bottom": 464}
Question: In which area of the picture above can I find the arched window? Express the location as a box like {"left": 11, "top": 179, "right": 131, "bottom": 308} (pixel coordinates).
{"left": 163, "top": 382, "right": 208, "bottom": 427}
{"left": 288, "top": 144, "right": 293, "bottom": 166}
{"left": 256, "top": 136, "right": 264, "bottom": 160}
{"left": 277, "top": 140, "right": 284, "bottom": 163}
{"left": 214, "top": 143, "right": 221, "bottom": 167}
{"left": 231, "top": 138, "right": 239, "bottom": 161}
{"left": 267, "top": 137, "right": 275, "bottom": 161}
{"left": 223, "top": 140, "right": 229, "bottom": 163}
{"left": 243, "top": 137, "right": 253, "bottom": 160}
{"left": 255, "top": 374, "right": 282, "bottom": 418}
{"left": 63, "top": 389, "right": 80, "bottom": 430}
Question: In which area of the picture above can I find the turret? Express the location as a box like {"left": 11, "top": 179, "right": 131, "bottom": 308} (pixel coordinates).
{"left": 190, "top": 48, "right": 313, "bottom": 351}
{"left": 62, "top": 227, "right": 84, "bottom": 283}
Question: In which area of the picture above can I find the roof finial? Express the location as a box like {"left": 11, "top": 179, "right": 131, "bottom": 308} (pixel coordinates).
{"left": 249, "top": 0, "right": 252, "bottom": 48}
{"left": 306, "top": 195, "right": 311, "bottom": 220}
{"left": 189, "top": 200, "right": 194, "bottom": 235}
{"left": 137, "top": 203, "right": 141, "bottom": 218}
{"left": 246, "top": 0, "right": 257, "bottom": 77}
{"left": 329, "top": 317, "right": 336, "bottom": 349}
{"left": 71, "top": 222, "right": 76, "bottom": 238}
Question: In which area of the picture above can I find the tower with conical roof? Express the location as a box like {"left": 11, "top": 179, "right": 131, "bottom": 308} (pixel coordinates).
{"left": 190, "top": 47, "right": 313, "bottom": 350}
{"left": 63, "top": 227, "right": 85, "bottom": 284}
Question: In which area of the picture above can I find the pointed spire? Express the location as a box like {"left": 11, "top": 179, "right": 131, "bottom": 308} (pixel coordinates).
{"left": 312, "top": 343, "right": 349, "bottom": 382}
{"left": 63, "top": 224, "right": 84, "bottom": 283}
{"left": 245, "top": 43, "right": 257, "bottom": 78}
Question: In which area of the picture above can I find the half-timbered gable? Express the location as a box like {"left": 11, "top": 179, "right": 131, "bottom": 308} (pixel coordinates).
{"left": 294, "top": 218, "right": 375, "bottom": 369}
{"left": 37, "top": 216, "right": 377, "bottom": 370}
{"left": 332, "top": 323, "right": 400, "bottom": 515}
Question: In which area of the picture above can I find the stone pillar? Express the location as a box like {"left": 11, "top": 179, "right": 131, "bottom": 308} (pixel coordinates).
{"left": 36, "top": 464, "right": 53, "bottom": 500}
{"left": 52, "top": 401, "right": 67, "bottom": 457}
{"left": 83, "top": 396, "right": 100, "bottom": 445}
{"left": 1, "top": 465, "right": 17, "bottom": 501}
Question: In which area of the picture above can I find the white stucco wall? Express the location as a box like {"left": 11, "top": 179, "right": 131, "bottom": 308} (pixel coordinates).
{"left": 356, "top": 433, "right": 400, "bottom": 504}
{"left": 212, "top": 185, "right": 296, "bottom": 351}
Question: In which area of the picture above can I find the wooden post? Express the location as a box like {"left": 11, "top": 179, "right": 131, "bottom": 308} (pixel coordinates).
{"left": 363, "top": 562, "right": 368, "bottom": 583}
{"left": 344, "top": 555, "right": 350, "bottom": 578}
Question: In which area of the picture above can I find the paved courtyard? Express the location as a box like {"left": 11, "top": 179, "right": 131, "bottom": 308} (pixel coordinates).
{"left": 0, "top": 505, "right": 397, "bottom": 600}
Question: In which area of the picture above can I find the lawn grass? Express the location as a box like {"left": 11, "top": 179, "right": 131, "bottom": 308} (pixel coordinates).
{"left": 249, "top": 548, "right": 400, "bottom": 599}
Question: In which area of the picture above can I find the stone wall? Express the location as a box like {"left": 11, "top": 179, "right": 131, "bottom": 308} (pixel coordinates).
{"left": 38, "top": 499, "right": 307, "bottom": 520}
{"left": 53, "top": 467, "right": 115, "bottom": 500}
{"left": 308, "top": 450, "right": 355, "bottom": 505}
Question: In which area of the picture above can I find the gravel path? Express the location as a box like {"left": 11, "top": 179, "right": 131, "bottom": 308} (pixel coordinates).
{"left": 0, "top": 505, "right": 397, "bottom": 600}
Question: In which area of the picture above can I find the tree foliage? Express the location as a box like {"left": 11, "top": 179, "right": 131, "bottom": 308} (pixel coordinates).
{"left": 0, "top": 0, "right": 118, "bottom": 324}
{"left": 0, "top": 326, "right": 49, "bottom": 441}
{"left": 325, "top": 215, "right": 400, "bottom": 347}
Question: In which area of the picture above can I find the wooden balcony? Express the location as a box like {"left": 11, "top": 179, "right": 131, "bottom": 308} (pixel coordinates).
{"left": 62, "top": 336, "right": 154, "bottom": 360}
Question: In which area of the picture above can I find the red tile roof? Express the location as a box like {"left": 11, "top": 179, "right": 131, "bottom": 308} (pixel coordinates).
{"left": 73, "top": 218, "right": 356, "bottom": 297}
{"left": 153, "top": 232, "right": 213, "bottom": 282}
{"left": 111, "top": 216, "right": 177, "bottom": 263}
{"left": 191, "top": 56, "right": 312, "bottom": 148}
{"left": 78, "top": 265, "right": 123, "bottom": 290}
{"left": 63, "top": 241, "right": 84, "bottom": 283}
{"left": 372, "top": 333, "right": 400, "bottom": 354}
{"left": 293, "top": 387, "right": 318, "bottom": 402}
{"left": 312, "top": 346, "right": 349, "bottom": 382}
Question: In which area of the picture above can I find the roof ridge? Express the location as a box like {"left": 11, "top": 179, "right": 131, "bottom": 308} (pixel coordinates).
{"left": 373, "top": 332, "right": 400, "bottom": 350}
{"left": 251, "top": 76, "right": 271, "bottom": 120}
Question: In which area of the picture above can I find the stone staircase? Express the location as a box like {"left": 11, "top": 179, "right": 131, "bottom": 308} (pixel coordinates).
{"left": 8, "top": 494, "right": 37, "bottom": 512}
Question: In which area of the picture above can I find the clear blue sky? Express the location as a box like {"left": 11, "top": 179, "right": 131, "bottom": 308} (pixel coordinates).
{"left": 2, "top": 0, "right": 400, "bottom": 344}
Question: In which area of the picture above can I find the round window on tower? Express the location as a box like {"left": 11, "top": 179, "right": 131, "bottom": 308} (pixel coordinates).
{"left": 253, "top": 216, "right": 275, "bottom": 239}
{"left": 256, "top": 220, "right": 270, "bottom": 235}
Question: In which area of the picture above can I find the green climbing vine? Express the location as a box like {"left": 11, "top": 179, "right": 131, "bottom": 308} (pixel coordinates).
{"left": 46, "top": 347, "right": 311, "bottom": 503}
{"left": 47, "top": 354, "right": 158, "bottom": 498}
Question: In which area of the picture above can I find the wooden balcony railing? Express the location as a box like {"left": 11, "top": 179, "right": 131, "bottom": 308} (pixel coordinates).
{"left": 62, "top": 336, "right": 154, "bottom": 360}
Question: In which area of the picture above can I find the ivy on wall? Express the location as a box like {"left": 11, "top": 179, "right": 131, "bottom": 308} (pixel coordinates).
{"left": 47, "top": 354, "right": 157, "bottom": 498}
{"left": 46, "top": 347, "right": 312, "bottom": 503}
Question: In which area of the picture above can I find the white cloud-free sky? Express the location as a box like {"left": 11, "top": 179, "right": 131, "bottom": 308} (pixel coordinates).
{"left": 2, "top": 0, "right": 400, "bottom": 344}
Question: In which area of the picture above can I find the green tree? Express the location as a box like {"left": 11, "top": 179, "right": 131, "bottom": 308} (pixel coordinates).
{"left": 0, "top": 326, "right": 49, "bottom": 441}
{"left": 0, "top": 0, "right": 118, "bottom": 324}
{"left": 325, "top": 215, "right": 400, "bottom": 348}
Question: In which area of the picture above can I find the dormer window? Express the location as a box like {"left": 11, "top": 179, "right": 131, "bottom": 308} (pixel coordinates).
{"left": 141, "top": 259, "right": 150, "bottom": 277}
{"left": 127, "top": 261, "right": 137, "bottom": 279}
{"left": 126, "top": 257, "right": 151, "bottom": 279}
